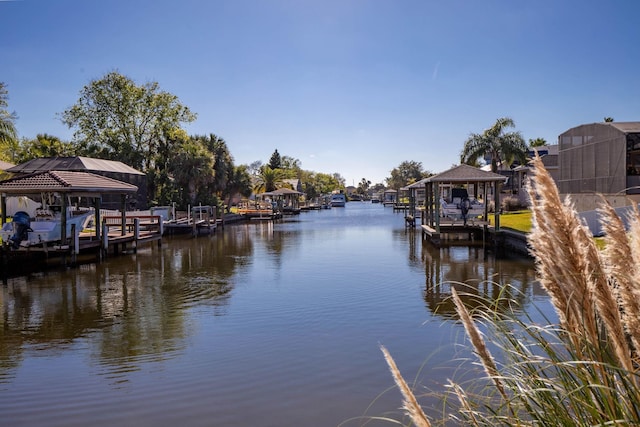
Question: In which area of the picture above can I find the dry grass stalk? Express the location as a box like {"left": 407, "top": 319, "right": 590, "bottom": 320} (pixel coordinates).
{"left": 450, "top": 288, "right": 508, "bottom": 402}
{"left": 383, "top": 156, "right": 640, "bottom": 425}
{"left": 380, "top": 345, "right": 432, "bottom": 427}
{"left": 447, "top": 380, "right": 480, "bottom": 427}
{"left": 526, "top": 155, "right": 599, "bottom": 354}
{"left": 596, "top": 201, "right": 637, "bottom": 372}
{"left": 623, "top": 204, "right": 640, "bottom": 356}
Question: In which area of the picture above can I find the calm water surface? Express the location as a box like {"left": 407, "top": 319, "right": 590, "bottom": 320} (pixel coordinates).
{"left": 0, "top": 203, "right": 550, "bottom": 426}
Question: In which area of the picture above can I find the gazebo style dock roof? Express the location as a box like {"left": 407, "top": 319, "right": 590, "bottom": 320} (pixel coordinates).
{"left": 425, "top": 163, "right": 506, "bottom": 184}
{"left": 0, "top": 170, "right": 139, "bottom": 196}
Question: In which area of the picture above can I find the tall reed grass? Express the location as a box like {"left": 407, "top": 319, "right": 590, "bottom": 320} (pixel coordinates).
{"left": 382, "top": 156, "right": 640, "bottom": 426}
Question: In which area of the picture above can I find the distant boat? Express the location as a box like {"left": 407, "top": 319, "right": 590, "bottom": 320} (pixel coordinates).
{"left": 330, "top": 194, "right": 346, "bottom": 207}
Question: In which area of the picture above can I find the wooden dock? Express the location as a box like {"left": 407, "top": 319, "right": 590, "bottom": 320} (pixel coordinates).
{"left": 237, "top": 208, "right": 282, "bottom": 220}
{"left": 0, "top": 214, "right": 164, "bottom": 276}
{"left": 419, "top": 219, "right": 489, "bottom": 246}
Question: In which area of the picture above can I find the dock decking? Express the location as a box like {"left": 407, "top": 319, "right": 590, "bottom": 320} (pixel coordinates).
{"left": 419, "top": 219, "right": 489, "bottom": 246}
{"left": 0, "top": 214, "right": 164, "bottom": 277}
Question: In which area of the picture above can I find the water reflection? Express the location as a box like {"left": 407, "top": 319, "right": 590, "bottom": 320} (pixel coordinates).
{"left": 0, "top": 206, "right": 547, "bottom": 427}
{"left": 0, "top": 229, "right": 254, "bottom": 384}
{"left": 419, "top": 241, "right": 539, "bottom": 318}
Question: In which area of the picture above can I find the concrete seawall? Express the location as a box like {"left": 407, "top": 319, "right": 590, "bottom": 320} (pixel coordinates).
{"left": 491, "top": 228, "right": 530, "bottom": 257}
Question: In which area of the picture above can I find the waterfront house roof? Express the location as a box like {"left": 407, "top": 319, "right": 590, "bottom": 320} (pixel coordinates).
{"left": 0, "top": 170, "right": 138, "bottom": 195}
{"left": 560, "top": 122, "right": 640, "bottom": 136}
{"left": 282, "top": 178, "right": 303, "bottom": 192}
{"left": 425, "top": 164, "right": 507, "bottom": 183}
{"left": 7, "top": 156, "right": 144, "bottom": 175}
{"left": 403, "top": 177, "right": 430, "bottom": 190}
{"left": 602, "top": 122, "right": 640, "bottom": 134}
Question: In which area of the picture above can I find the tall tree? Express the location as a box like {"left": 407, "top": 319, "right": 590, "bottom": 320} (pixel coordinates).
{"left": 461, "top": 117, "right": 527, "bottom": 172}
{"left": 191, "top": 133, "right": 235, "bottom": 196}
{"left": 61, "top": 71, "right": 196, "bottom": 171}
{"left": 280, "top": 155, "right": 301, "bottom": 172}
{"left": 604, "top": 117, "right": 615, "bottom": 122}
{"left": 247, "top": 160, "right": 263, "bottom": 175}
{"left": 357, "top": 178, "right": 371, "bottom": 196}
{"left": 223, "top": 165, "right": 253, "bottom": 209}
{"left": 299, "top": 170, "right": 343, "bottom": 200}
{"left": 0, "top": 82, "right": 18, "bottom": 159}
{"left": 268, "top": 149, "right": 282, "bottom": 170}
{"left": 16, "top": 134, "right": 75, "bottom": 163}
{"left": 168, "top": 139, "right": 215, "bottom": 207}
{"left": 331, "top": 172, "right": 346, "bottom": 188}
{"left": 387, "top": 160, "right": 425, "bottom": 189}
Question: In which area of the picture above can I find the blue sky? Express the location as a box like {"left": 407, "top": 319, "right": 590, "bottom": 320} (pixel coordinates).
{"left": 1, "top": 0, "right": 639, "bottom": 186}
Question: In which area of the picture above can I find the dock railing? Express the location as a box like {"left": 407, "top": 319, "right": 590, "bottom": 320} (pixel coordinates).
{"left": 102, "top": 215, "right": 163, "bottom": 239}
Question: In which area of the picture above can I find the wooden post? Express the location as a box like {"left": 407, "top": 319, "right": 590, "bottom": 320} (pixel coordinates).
{"left": 192, "top": 207, "right": 197, "bottom": 236}
{"left": 1, "top": 193, "right": 6, "bottom": 225}
{"left": 120, "top": 194, "right": 127, "bottom": 236}
{"left": 435, "top": 182, "right": 441, "bottom": 233}
{"left": 494, "top": 182, "right": 501, "bottom": 231}
{"left": 133, "top": 218, "right": 140, "bottom": 253}
{"left": 102, "top": 221, "right": 109, "bottom": 259}
{"left": 420, "top": 182, "right": 433, "bottom": 229}
{"left": 61, "top": 194, "right": 68, "bottom": 243}
{"left": 94, "top": 197, "right": 102, "bottom": 241}
{"left": 71, "top": 224, "right": 77, "bottom": 265}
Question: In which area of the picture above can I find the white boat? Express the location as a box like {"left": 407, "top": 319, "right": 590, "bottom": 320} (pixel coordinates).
{"left": 440, "top": 197, "right": 485, "bottom": 220}
{"left": 439, "top": 188, "right": 485, "bottom": 224}
{"left": 330, "top": 194, "right": 346, "bottom": 207}
{"left": 1, "top": 208, "right": 93, "bottom": 248}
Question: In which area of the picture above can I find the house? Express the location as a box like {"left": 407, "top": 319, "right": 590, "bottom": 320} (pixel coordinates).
{"left": 556, "top": 122, "right": 640, "bottom": 211}
{"left": 282, "top": 178, "right": 303, "bottom": 192}
{"left": 6, "top": 156, "right": 147, "bottom": 210}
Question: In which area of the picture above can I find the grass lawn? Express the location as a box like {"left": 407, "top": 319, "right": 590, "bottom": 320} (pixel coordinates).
{"left": 489, "top": 210, "right": 606, "bottom": 249}
{"left": 489, "top": 210, "right": 532, "bottom": 233}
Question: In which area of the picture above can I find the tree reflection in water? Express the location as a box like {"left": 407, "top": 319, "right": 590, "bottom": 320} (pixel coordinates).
{"left": 0, "top": 230, "right": 253, "bottom": 384}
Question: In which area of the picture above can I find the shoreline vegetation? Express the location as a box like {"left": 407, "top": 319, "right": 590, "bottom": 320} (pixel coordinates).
{"left": 382, "top": 156, "right": 640, "bottom": 426}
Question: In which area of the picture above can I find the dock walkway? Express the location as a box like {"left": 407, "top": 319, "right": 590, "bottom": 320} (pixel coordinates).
{"left": 419, "top": 219, "right": 489, "bottom": 246}
{"left": 1, "top": 214, "right": 164, "bottom": 277}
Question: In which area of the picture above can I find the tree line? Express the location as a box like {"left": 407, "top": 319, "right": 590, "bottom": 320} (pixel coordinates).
{"left": 0, "top": 74, "right": 346, "bottom": 210}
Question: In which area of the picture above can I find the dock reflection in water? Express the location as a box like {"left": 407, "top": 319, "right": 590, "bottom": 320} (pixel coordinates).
{"left": 0, "top": 203, "right": 548, "bottom": 427}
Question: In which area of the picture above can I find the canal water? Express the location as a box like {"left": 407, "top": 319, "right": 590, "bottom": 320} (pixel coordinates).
{"left": 0, "top": 202, "right": 549, "bottom": 426}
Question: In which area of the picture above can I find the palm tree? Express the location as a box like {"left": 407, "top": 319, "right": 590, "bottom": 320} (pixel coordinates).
{"left": 604, "top": 117, "right": 614, "bottom": 122}
{"left": 0, "top": 82, "right": 18, "bottom": 150}
{"left": 461, "top": 117, "right": 527, "bottom": 173}
{"left": 254, "top": 165, "right": 285, "bottom": 193}
{"left": 528, "top": 137, "right": 547, "bottom": 147}
{"left": 357, "top": 178, "right": 371, "bottom": 196}
{"left": 223, "top": 165, "right": 253, "bottom": 210}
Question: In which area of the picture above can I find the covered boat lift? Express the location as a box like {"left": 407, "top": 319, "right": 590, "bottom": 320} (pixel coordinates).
{"left": 259, "top": 188, "right": 303, "bottom": 215}
{"left": 0, "top": 171, "right": 161, "bottom": 269}
{"left": 405, "top": 164, "right": 507, "bottom": 244}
